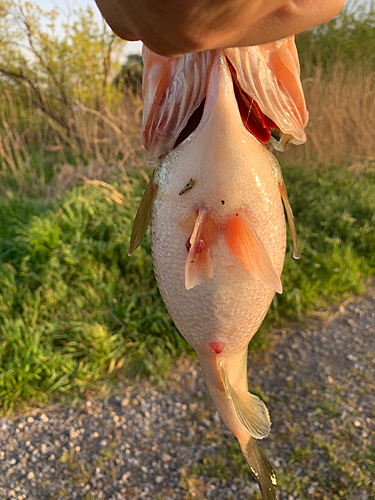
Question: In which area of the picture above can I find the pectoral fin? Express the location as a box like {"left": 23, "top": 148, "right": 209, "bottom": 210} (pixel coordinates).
{"left": 219, "top": 361, "right": 271, "bottom": 439}
{"left": 278, "top": 181, "right": 300, "bottom": 260}
{"left": 224, "top": 209, "right": 282, "bottom": 294}
{"left": 272, "top": 159, "right": 300, "bottom": 259}
{"left": 128, "top": 172, "right": 157, "bottom": 256}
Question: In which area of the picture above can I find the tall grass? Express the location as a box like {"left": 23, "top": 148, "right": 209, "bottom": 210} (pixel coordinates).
{"left": 2, "top": 61, "right": 375, "bottom": 194}
{"left": 280, "top": 60, "right": 375, "bottom": 166}
{"left": 1, "top": 0, "right": 374, "bottom": 192}
{"left": 0, "top": 86, "right": 145, "bottom": 194}
{"left": 284, "top": 1, "right": 375, "bottom": 165}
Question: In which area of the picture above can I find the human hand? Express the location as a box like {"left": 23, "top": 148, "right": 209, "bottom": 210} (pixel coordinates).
{"left": 94, "top": 0, "right": 345, "bottom": 56}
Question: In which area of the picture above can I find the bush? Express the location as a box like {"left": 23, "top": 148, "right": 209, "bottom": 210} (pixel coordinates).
{"left": 0, "top": 1, "right": 144, "bottom": 189}
{"left": 296, "top": 1, "right": 375, "bottom": 73}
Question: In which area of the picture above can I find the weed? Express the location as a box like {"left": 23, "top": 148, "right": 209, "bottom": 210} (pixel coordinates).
{"left": 59, "top": 449, "right": 77, "bottom": 468}
{"left": 0, "top": 179, "right": 191, "bottom": 413}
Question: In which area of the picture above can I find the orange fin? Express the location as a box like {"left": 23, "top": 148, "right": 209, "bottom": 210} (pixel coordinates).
{"left": 225, "top": 209, "right": 282, "bottom": 294}
{"left": 185, "top": 209, "right": 215, "bottom": 290}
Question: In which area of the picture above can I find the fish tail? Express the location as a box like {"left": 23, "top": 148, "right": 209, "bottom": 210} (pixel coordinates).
{"left": 241, "top": 437, "right": 278, "bottom": 500}
{"left": 205, "top": 358, "right": 278, "bottom": 499}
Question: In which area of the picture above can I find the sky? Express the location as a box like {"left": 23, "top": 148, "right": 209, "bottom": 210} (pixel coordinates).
{"left": 37, "top": 0, "right": 143, "bottom": 59}
{"left": 37, "top": 0, "right": 374, "bottom": 61}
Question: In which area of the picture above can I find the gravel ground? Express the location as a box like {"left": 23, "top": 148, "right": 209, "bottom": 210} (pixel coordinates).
{"left": 0, "top": 290, "right": 374, "bottom": 500}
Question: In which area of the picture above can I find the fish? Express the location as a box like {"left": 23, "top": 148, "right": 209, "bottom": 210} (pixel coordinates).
{"left": 129, "top": 36, "right": 308, "bottom": 500}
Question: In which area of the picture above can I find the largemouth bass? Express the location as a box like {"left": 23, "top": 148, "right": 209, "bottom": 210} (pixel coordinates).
{"left": 129, "top": 36, "right": 308, "bottom": 499}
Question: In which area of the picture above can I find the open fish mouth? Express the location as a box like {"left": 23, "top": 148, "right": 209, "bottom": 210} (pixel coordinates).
{"left": 141, "top": 36, "right": 308, "bottom": 161}
{"left": 226, "top": 58, "right": 280, "bottom": 147}
{"left": 173, "top": 98, "right": 206, "bottom": 150}
{"left": 173, "top": 58, "right": 280, "bottom": 151}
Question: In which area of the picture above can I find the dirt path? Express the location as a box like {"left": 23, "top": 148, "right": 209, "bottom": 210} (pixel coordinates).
{"left": 1, "top": 291, "right": 374, "bottom": 500}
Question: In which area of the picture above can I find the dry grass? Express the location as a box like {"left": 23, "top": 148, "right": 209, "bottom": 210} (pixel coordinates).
{"left": 1, "top": 59, "right": 374, "bottom": 193}
{"left": 280, "top": 61, "right": 375, "bottom": 166}
{"left": 0, "top": 91, "right": 32, "bottom": 186}
{"left": 0, "top": 86, "right": 145, "bottom": 194}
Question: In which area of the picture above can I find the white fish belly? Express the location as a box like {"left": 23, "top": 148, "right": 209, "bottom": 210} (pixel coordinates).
{"left": 151, "top": 140, "right": 286, "bottom": 354}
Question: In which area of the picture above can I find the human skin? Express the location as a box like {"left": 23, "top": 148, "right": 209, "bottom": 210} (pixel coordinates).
{"left": 94, "top": 0, "right": 345, "bottom": 56}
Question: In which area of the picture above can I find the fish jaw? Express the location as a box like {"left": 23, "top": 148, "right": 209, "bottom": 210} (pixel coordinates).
{"left": 141, "top": 38, "right": 308, "bottom": 160}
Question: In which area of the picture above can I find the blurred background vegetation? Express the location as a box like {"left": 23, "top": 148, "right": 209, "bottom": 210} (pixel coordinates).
{"left": 0, "top": 0, "right": 374, "bottom": 413}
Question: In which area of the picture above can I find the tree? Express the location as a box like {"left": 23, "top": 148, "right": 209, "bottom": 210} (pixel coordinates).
{"left": 296, "top": 1, "right": 375, "bottom": 73}
{"left": 113, "top": 54, "right": 143, "bottom": 94}
{"left": 0, "top": 1, "right": 126, "bottom": 136}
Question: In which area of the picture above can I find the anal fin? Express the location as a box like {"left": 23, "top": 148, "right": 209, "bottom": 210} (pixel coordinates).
{"left": 224, "top": 209, "right": 282, "bottom": 294}
{"left": 219, "top": 360, "right": 271, "bottom": 439}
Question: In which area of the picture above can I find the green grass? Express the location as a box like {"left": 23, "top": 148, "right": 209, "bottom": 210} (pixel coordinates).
{"left": 243, "top": 163, "right": 375, "bottom": 348}
{"left": 283, "top": 164, "right": 375, "bottom": 300}
{"left": 0, "top": 176, "right": 190, "bottom": 413}
{"left": 0, "top": 163, "right": 374, "bottom": 413}
{"left": 255, "top": 163, "right": 375, "bottom": 340}
{"left": 183, "top": 384, "right": 375, "bottom": 500}
{"left": 296, "top": 1, "right": 375, "bottom": 73}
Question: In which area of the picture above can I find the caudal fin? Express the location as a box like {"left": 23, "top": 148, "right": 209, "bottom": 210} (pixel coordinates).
{"left": 242, "top": 438, "right": 278, "bottom": 500}
{"left": 218, "top": 360, "right": 277, "bottom": 498}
